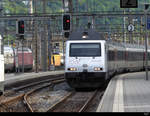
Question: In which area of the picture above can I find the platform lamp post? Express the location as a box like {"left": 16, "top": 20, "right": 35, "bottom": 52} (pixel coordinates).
{"left": 144, "top": 3, "right": 149, "bottom": 80}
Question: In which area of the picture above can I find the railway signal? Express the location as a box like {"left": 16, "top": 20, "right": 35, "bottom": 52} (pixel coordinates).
{"left": 17, "top": 20, "right": 25, "bottom": 35}
{"left": 63, "top": 14, "right": 71, "bottom": 31}
{"left": 64, "top": 32, "right": 70, "bottom": 38}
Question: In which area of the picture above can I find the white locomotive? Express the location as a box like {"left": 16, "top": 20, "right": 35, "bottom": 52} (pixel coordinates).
{"left": 65, "top": 29, "right": 150, "bottom": 89}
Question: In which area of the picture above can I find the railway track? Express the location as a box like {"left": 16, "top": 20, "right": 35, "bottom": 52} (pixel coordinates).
{"left": 47, "top": 89, "right": 104, "bottom": 112}
{"left": 3, "top": 76, "right": 65, "bottom": 97}
{"left": 0, "top": 77, "right": 65, "bottom": 112}
{"left": 24, "top": 79, "right": 66, "bottom": 112}
{"left": 0, "top": 93, "right": 27, "bottom": 112}
{"left": 0, "top": 75, "right": 106, "bottom": 112}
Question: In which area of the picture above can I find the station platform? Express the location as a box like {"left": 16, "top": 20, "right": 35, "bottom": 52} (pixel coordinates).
{"left": 4, "top": 70, "right": 64, "bottom": 89}
{"left": 96, "top": 72, "right": 150, "bottom": 112}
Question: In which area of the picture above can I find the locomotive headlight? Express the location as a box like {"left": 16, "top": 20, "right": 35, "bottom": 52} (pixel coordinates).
{"left": 68, "top": 67, "right": 77, "bottom": 71}
{"left": 94, "top": 67, "right": 102, "bottom": 71}
{"left": 82, "top": 35, "right": 88, "bottom": 39}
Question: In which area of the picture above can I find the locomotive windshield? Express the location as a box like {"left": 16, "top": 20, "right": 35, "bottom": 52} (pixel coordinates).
{"left": 70, "top": 43, "right": 101, "bottom": 57}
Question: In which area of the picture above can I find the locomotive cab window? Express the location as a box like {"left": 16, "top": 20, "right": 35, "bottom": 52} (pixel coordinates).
{"left": 70, "top": 43, "right": 101, "bottom": 57}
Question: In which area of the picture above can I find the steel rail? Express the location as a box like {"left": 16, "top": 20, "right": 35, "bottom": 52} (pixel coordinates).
{"left": 0, "top": 77, "right": 65, "bottom": 112}
{"left": 24, "top": 79, "right": 65, "bottom": 112}
{"left": 4, "top": 76, "right": 65, "bottom": 96}
{"left": 78, "top": 90, "right": 98, "bottom": 112}
{"left": 46, "top": 92, "right": 74, "bottom": 112}
{"left": 48, "top": 89, "right": 105, "bottom": 112}
{"left": 47, "top": 90, "right": 99, "bottom": 112}
{"left": 0, "top": 93, "right": 25, "bottom": 104}
{"left": 80, "top": 91, "right": 105, "bottom": 112}
{"left": 0, "top": 93, "right": 25, "bottom": 112}
{"left": 13, "top": 77, "right": 65, "bottom": 91}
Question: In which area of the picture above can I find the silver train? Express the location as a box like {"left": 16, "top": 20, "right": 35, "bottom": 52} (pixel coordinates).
{"left": 65, "top": 29, "right": 150, "bottom": 89}
{"left": 4, "top": 46, "right": 15, "bottom": 72}
{"left": 4, "top": 46, "right": 33, "bottom": 72}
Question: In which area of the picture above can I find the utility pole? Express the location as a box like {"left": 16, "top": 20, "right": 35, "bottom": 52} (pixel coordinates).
{"left": 29, "top": 0, "right": 36, "bottom": 72}
{"left": 92, "top": 16, "right": 95, "bottom": 29}
{"left": 75, "top": 0, "right": 79, "bottom": 28}
{"left": 21, "top": 38, "right": 24, "bottom": 73}
{"left": 29, "top": 0, "right": 33, "bottom": 31}
{"left": 141, "top": 17, "right": 144, "bottom": 45}
{"left": 47, "top": 20, "right": 51, "bottom": 71}
{"left": 41, "top": 0, "right": 48, "bottom": 71}
{"left": 29, "top": 0, "right": 33, "bottom": 14}
{"left": 128, "top": 9, "right": 133, "bottom": 44}
{"left": 144, "top": 3, "right": 149, "bottom": 80}
{"left": 123, "top": 9, "right": 126, "bottom": 43}
{"left": 68, "top": 0, "right": 73, "bottom": 31}
{"left": 34, "top": 20, "right": 38, "bottom": 73}
{"left": 33, "top": 0, "right": 38, "bottom": 73}
{"left": 62, "top": 0, "right": 73, "bottom": 66}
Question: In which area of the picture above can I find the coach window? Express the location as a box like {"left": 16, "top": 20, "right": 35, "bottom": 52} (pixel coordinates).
{"left": 108, "top": 50, "right": 113, "bottom": 61}
{"left": 141, "top": 52, "right": 143, "bottom": 60}
{"left": 109, "top": 50, "right": 114, "bottom": 61}
{"left": 128, "top": 51, "right": 131, "bottom": 61}
{"left": 148, "top": 52, "right": 150, "bottom": 60}
{"left": 137, "top": 52, "right": 139, "bottom": 61}
{"left": 139, "top": 52, "right": 142, "bottom": 60}
{"left": 133, "top": 52, "right": 136, "bottom": 61}
{"left": 118, "top": 51, "right": 121, "bottom": 60}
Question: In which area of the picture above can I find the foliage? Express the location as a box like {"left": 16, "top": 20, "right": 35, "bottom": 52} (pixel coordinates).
{"left": 2, "top": 0, "right": 150, "bottom": 14}
{"left": 2, "top": 0, "right": 150, "bottom": 44}
{"left": 3, "top": 0, "right": 28, "bottom": 14}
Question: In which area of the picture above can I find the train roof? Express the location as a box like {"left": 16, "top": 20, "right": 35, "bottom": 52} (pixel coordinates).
{"left": 68, "top": 28, "right": 105, "bottom": 40}
{"left": 124, "top": 43, "right": 145, "bottom": 49}
{"left": 106, "top": 41, "right": 148, "bottom": 51}
{"left": 67, "top": 28, "right": 149, "bottom": 50}
{"left": 4, "top": 46, "right": 13, "bottom": 51}
{"left": 17, "top": 47, "right": 31, "bottom": 51}
{"left": 107, "top": 41, "right": 145, "bottom": 48}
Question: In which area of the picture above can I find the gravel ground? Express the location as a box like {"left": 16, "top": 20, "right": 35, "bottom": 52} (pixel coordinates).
{"left": 52, "top": 91, "right": 95, "bottom": 112}
{"left": 84, "top": 91, "right": 104, "bottom": 112}
{"left": 0, "top": 98, "right": 28, "bottom": 112}
{"left": 0, "top": 81, "right": 70, "bottom": 112}
{"left": 54, "top": 82, "right": 73, "bottom": 91}
{"left": 0, "top": 81, "right": 106, "bottom": 112}
{"left": 27, "top": 82, "right": 72, "bottom": 112}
